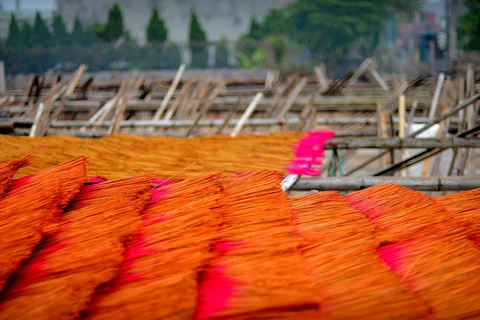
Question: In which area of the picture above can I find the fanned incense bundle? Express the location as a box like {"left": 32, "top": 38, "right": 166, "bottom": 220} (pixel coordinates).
{"left": 0, "top": 156, "right": 31, "bottom": 195}
{"left": 345, "top": 183, "right": 464, "bottom": 242}
{"left": 86, "top": 173, "right": 223, "bottom": 320}
{"left": 290, "top": 192, "right": 431, "bottom": 319}
{"left": 435, "top": 188, "right": 480, "bottom": 236}
{"left": 0, "top": 157, "right": 87, "bottom": 291}
{"left": 196, "top": 170, "right": 320, "bottom": 319}
{"left": 346, "top": 184, "right": 480, "bottom": 319}
{"left": 0, "top": 175, "right": 152, "bottom": 319}
{"left": 377, "top": 234, "right": 480, "bottom": 319}
{"left": 0, "top": 133, "right": 304, "bottom": 180}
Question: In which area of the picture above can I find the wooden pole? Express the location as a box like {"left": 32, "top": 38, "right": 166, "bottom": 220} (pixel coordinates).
{"left": 0, "top": 60, "right": 6, "bottom": 93}
{"left": 164, "top": 78, "right": 195, "bottom": 121}
{"left": 186, "top": 82, "right": 224, "bottom": 137}
{"left": 276, "top": 77, "right": 308, "bottom": 120}
{"left": 429, "top": 73, "right": 445, "bottom": 119}
{"left": 230, "top": 92, "right": 263, "bottom": 137}
{"left": 290, "top": 176, "right": 480, "bottom": 192}
{"left": 153, "top": 63, "right": 186, "bottom": 120}
{"left": 399, "top": 94, "right": 407, "bottom": 176}
{"left": 346, "top": 93, "right": 480, "bottom": 175}
{"left": 216, "top": 94, "right": 241, "bottom": 135}
{"left": 314, "top": 64, "right": 329, "bottom": 92}
{"left": 37, "top": 64, "right": 87, "bottom": 136}
{"left": 29, "top": 102, "right": 45, "bottom": 138}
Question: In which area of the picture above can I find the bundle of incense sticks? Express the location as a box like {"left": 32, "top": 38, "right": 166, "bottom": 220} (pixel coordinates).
{"left": 290, "top": 192, "right": 431, "bottom": 319}
{"left": 287, "top": 131, "right": 335, "bottom": 176}
{"left": 347, "top": 185, "right": 480, "bottom": 319}
{"left": 435, "top": 189, "right": 480, "bottom": 236}
{"left": 0, "top": 154, "right": 479, "bottom": 319}
{"left": 0, "top": 176, "right": 152, "bottom": 319}
{"left": 0, "top": 157, "right": 87, "bottom": 291}
{"left": 0, "top": 132, "right": 304, "bottom": 180}
{"left": 0, "top": 156, "right": 31, "bottom": 195}
{"left": 86, "top": 173, "right": 224, "bottom": 319}
{"left": 196, "top": 170, "right": 320, "bottom": 319}
{"left": 346, "top": 183, "right": 466, "bottom": 242}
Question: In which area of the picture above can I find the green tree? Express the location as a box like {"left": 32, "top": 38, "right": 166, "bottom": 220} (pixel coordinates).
{"left": 459, "top": 0, "right": 480, "bottom": 50}
{"left": 32, "top": 12, "right": 52, "bottom": 47}
{"left": 189, "top": 8, "right": 208, "bottom": 68}
{"left": 20, "top": 21, "right": 33, "bottom": 47}
{"left": 215, "top": 36, "right": 230, "bottom": 67}
{"left": 6, "top": 14, "right": 22, "bottom": 48}
{"left": 284, "top": 0, "right": 418, "bottom": 61}
{"left": 52, "top": 13, "right": 69, "bottom": 46}
{"left": 70, "top": 17, "right": 84, "bottom": 45}
{"left": 246, "top": 17, "right": 263, "bottom": 41}
{"left": 262, "top": 9, "right": 289, "bottom": 36}
{"left": 162, "top": 42, "right": 182, "bottom": 69}
{"left": 147, "top": 8, "right": 168, "bottom": 44}
{"left": 96, "top": 3, "right": 125, "bottom": 42}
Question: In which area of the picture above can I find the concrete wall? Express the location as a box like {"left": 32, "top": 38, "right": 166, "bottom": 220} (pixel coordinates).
{"left": 57, "top": 0, "right": 279, "bottom": 44}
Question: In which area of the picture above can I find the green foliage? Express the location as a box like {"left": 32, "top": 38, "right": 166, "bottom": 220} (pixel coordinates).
{"left": 237, "top": 0, "right": 418, "bottom": 64}
{"left": 70, "top": 17, "right": 85, "bottom": 45}
{"left": 20, "top": 21, "right": 33, "bottom": 47}
{"left": 96, "top": 3, "right": 124, "bottom": 42}
{"left": 246, "top": 17, "right": 263, "bottom": 41}
{"left": 6, "top": 14, "right": 22, "bottom": 48}
{"left": 215, "top": 36, "right": 230, "bottom": 67}
{"left": 52, "top": 13, "right": 69, "bottom": 46}
{"left": 266, "top": 35, "right": 291, "bottom": 65}
{"left": 162, "top": 42, "right": 182, "bottom": 69}
{"left": 147, "top": 8, "right": 168, "bottom": 44}
{"left": 262, "top": 9, "right": 289, "bottom": 36}
{"left": 189, "top": 9, "right": 207, "bottom": 43}
{"left": 459, "top": 0, "right": 480, "bottom": 50}
{"left": 189, "top": 8, "right": 208, "bottom": 68}
{"left": 32, "top": 12, "right": 52, "bottom": 47}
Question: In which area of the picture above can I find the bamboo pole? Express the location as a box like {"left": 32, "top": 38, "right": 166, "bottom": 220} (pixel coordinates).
{"left": 216, "top": 94, "right": 241, "bottom": 135}
{"left": 346, "top": 93, "right": 480, "bottom": 176}
{"left": 152, "top": 63, "right": 186, "bottom": 120}
{"left": 276, "top": 77, "right": 308, "bottom": 120}
{"left": 350, "top": 57, "right": 375, "bottom": 83}
{"left": 399, "top": 94, "right": 407, "bottom": 177}
{"left": 164, "top": 78, "right": 195, "bottom": 121}
{"left": 29, "top": 102, "right": 45, "bottom": 138}
{"left": 429, "top": 73, "right": 445, "bottom": 119}
{"left": 371, "top": 123, "right": 480, "bottom": 176}
{"left": 186, "top": 82, "right": 224, "bottom": 137}
{"left": 314, "top": 63, "right": 329, "bottom": 92}
{"left": 37, "top": 64, "right": 87, "bottom": 136}
{"left": 290, "top": 176, "right": 480, "bottom": 192}
{"left": 230, "top": 92, "right": 263, "bottom": 137}
{"left": 368, "top": 67, "right": 390, "bottom": 92}
{"left": 266, "top": 75, "right": 297, "bottom": 117}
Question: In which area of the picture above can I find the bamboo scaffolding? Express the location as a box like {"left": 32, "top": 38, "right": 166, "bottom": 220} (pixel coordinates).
{"left": 372, "top": 123, "right": 480, "bottom": 176}
{"left": 346, "top": 93, "right": 480, "bottom": 175}
{"left": 290, "top": 176, "right": 480, "bottom": 192}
